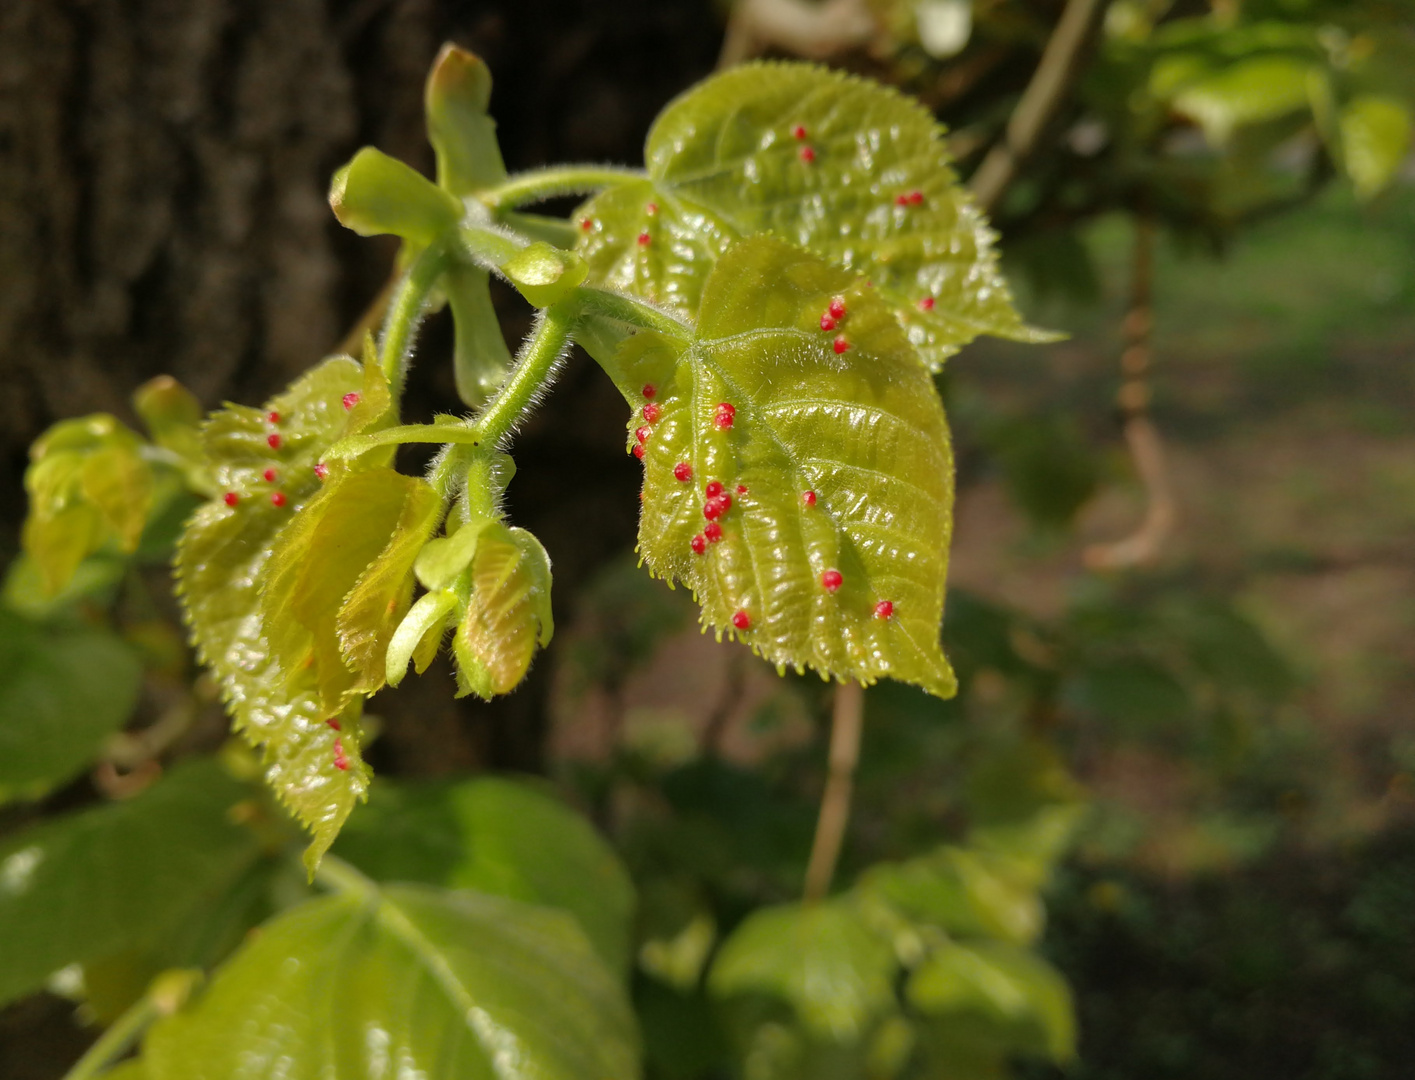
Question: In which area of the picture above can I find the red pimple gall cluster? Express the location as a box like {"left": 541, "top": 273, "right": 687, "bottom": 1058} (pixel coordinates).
{"left": 632, "top": 443, "right": 645, "bottom": 460}
{"left": 645, "top": 202, "right": 658, "bottom": 216}
{"left": 332, "top": 738, "right": 350, "bottom": 771}
{"left": 271, "top": 491, "right": 287, "bottom": 508}
{"left": 674, "top": 461, "right": 693, "bottom": 482}
{"left": 791, "top": 124, "right": 808, "bottom": 140}
{"left": 637, "top": 231, "right": 651, "bottom": 247}
{"left": 642, "top": 384, "right": 656, "bottom": 398}
{"left": 894, "top": 190, "right": 925, "bottom": 207}
{"left": 820, "top": 298, "right": 849, "bottom": 350}
{"left": 636, "top": 426, "right": 651, "bottom": 445}
{"left": 799, "top": 145, "right": 816, "bottom": 164}
{"left": 802, "top": 490, "right": 817, "bottom": 507}
{"left": 342, "top": 392, "right": 360, "bottom": 410}
{"left": 327, "top": 718, "right": 342, "bottom": 731}
{"left": 703, "top": 493, "right": 732, "bottom": 520}
{"left": 224, "top": 492, "right": 239, "bottom": 507}
{"left": 580, "top": 218, "right": 594, "bottom": 231}
{"left": 821, "top": 569, "right": 843, "bottom": 593}
{"left": 833, "top": 336, "right": 850, "bottom": 354}
{"left": 736, "top": 484, "right": 747, "bottom": 494}
{"left": 643, "top": 403, "right": 662, "bottom": 424}
{"left": 263, "top": 468, "right": 277, "bottom": 482}
{"left": 874, "top": 600, "right": 894, "bottom": 620}
{"left": 732, "top": 610, "right": 752, "bottom": 630}
{"left": 704, "top": 522, "right": 723, "bottom": 543}
{"left": 918, "top": 296, "right": 935, "bottom": 311}
{"left": 714, "top": 402, "right": 735, "bottom": 429}
{"left": 691, "top": 534, "right": 706, "bottom": 554}
{"left": 267, "top": 411, "right": 281, "bottom": 424}
{"left": 314, "top": 462, "right": 329, "bottom": 481}
{"left": 267, "top": 433, "right": 282, "bottom": 450}
{"left": 705, "top": 480, "right": 723, "bottom": 498}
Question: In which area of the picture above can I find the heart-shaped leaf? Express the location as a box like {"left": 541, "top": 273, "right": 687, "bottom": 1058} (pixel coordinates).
{"left": 575, "top": 61, "right": 1049, "bottom": 369}
{"left": 597, "top": 235, "right": 956, "bottom": 697}
{"left": 141, "top": 884, "right": 640, "bottom": 1080}
{"left": 177, "top": 357, "right": 375, "bottom": 868}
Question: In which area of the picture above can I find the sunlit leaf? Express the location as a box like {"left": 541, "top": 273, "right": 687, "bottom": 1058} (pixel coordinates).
{"left": 177, "top": 357, "right": 375, "bottom": 868}
{"left": 597, "top": 235, "right": 956, "bottom": 697}
{"left": 133, "top": 376, "right": 204, "bottom": 462}
{"left": 1340, "top": 95, "right": 1413, "bottom": 200}
{"left": 335, "top": 777, "right": 636, "bottom": 974}
{"left": 0, "top": 760, "right": 263, "bottom": 1008}
{"left": 0, "top": 610, "right": 142, "bottom": 803}
{"left": 143, "top": 884, "right": 640, "bottom": 1080}
{"left": 575, "top": 61, "right": 1046, "bottom": 369}
{"left": 452, "top": 522, "right": 555, "bottom": 699}
{"left": 425, "top": 43, "right": 506, "bottom": 196}
{"left": 709, "top": 900, "right": 896, "bottom": 1042}
{"left": 906, "top": 940, "right": 1075, "bottom": 1062}
{"left": 329, "top": 146, "right": 462, "bottom": 245}
{"left": 446, "top": 261, "right": 514, "bottom": 406}
{"left": 1166, "top": 56, "right": 1316, "bottom": 145}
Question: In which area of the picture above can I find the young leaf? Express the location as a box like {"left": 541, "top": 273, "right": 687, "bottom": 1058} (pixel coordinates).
{"left": 601, "top": 235, "right": 957, "bottom": 697}
{"left": 575, "top": 61, "right": 1048, "bottom": 369}
{"left": 142, "top": 885, "right": 640, "bottom": 1080}
{"left": 452, "top": 522, "right": 555, "bottom": 699}
{"left": 906, "top": 940, "right": 1075, "bottom": 1062}
{"left": 0, "top": 759, "right": 263, "bottom": 1008}
{"left": 425, "top": 43, "right": 506, "bottom": 196}
{"left": 261, "top": 466, "right": 441, "bottom": 711}
{"left": 709, "top": 900, "right": 897, "bottom": 1042}
{"left": 133, "top": 375, "right": 205, "bottom": 462}
{"left": 1340, "top": 95, "right": 1413, "bottom": 200}
{"left": 334, "top": 777, "right": 636, "bottom": 974}
{"left": 446, "top": 261, "right": 514, "bottom": 406}
{"left": 328, "top": 146, "right": 463, "bottom": 245}
{"left": 177, "top": 356, "right": 374, "bottom": 867}
{"left": 0, "top": 611, "right": 142, "bottom": 803}
{"left": 22, "top": 415, "right": 155, "bottom": 593}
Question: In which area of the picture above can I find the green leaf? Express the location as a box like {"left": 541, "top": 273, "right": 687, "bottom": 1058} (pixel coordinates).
{"left": 906, "top": 940, "right": 1075, "bottom": 1063}
{"left": 143, "top": 883, "right": 640, "bottom": 1080}
{"left": 0, "top": 610, "right": 142, "bottom": 802}
{"left": 601, "top": 235, "right": 956, "bottom": 697}
{"left": 575, "top": 61, "right": 1046, "bottom": 369}
{"left": 335, "top": 777, "right": 636, "bottom": 974}
{"left": 452, "top": 522, "right": 555, "bottom": 699}
{"left": 709, "top": 900, "right": 896, "bottom": 1042}
{"left": 133, "top": 375, "right": 204, "bottom": 461}
{"left": 329, "top": 146, "right": 463, "bottom": 245}
{"left": 1340, "top": 95, "right": 1413, "bottom": 200}
{"left": 22, "top": 415, "right": 155, "bottom": 593}
{"left": 386, "top": 589, "right": 456, "bottom": 687}
{"left": 1167, "top": 56, "right": 1317, "bottom": 145}
{"left": 177, "top": 356, "right": 375, "bottom": 868}
{"left": 503, "top": 241, "right": 590, "bottom": 307}
{"left": 0, "top": 759, "right": 263, "bottom": 1008}
{"left": 425, "top": 43, "right": 507, "bottom": 196}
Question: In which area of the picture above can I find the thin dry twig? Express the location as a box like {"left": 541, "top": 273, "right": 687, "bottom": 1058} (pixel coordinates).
{"left": 803, "top": 680, "right": 865, "bottom": 902}
{"left": 1084, "top": 211, "right": 1179, "bottom": 569}
{"left": 718, "top": 0, "right": 876, "bottom": 68}
{"left": 969, "top": 0, "right": 1106, "bottom": 212}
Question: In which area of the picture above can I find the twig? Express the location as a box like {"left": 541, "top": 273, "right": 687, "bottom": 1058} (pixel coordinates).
{"left": 803, "top": 681, "right": 865, "bottom": 902}
{"left": 1084, "top": 210, "right": 1179, "bottom": 570}
{"left": 969, "top": 0, "right": 1106, "bottom": 212}
{"left": 718, "top": 0, "right": 875, "bottom": 68}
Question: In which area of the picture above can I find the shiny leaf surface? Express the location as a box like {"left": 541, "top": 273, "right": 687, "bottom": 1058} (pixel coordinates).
{"left": 575, "top": 61, "right": 1045, "bottom": 369}
{"left": 143, "top": 884, "right": 640, "bottom": 1080}
{"left": 603, "top": 235, "right": 956, "bottom": 696}
{"left": 177, "top": 357, "right": 374, "bottom": 867}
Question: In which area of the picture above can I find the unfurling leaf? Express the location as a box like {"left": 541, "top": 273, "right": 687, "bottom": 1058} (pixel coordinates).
{"left": 133, "top": 376, "right": 204, "bottom": 461}
{"left": 261, "top": 466, "right": 440, "bottom": 712}
{"left": 599, "top": 235, "right": 957, "bottom": 697}
{"left": 22, "top": 415, "right": 154, "bottom": 593}
{"left": 177, "top": 356, "right": 376, "bottom": 868}
{"left": 329, "top": 146, "right": 463, "bottom": 245}
{"left": 503, "top": 241, "right": 590, "bottom": 308}
{"left": 1340, "top": 95, "right": 1413, "bottom": 201}
{"left": 141, "top": 885, "right": 639, "bottom": 1080}
{"left": 452, "top": 522, "right": 554, "bottom": 699}
{"left": 575, "top": 61, "right": 1048, "bottom": 369}
{"left": 386, "top": 589, "right": 456, "bottom": 687}
{"left": 425, "top": 43, "right": 506, "bottom": 197}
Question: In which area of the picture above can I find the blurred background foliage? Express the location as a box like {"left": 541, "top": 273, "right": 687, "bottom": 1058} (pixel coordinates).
{"left": 1, "top": 0, "right": 1413, "bottom": 1078}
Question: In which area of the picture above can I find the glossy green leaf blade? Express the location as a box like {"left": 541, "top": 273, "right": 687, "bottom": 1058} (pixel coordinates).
{"left": 576, "top": 62, "right": 1046, "bottom": 368}
{"left": 709, "top": 901, "right": 896, "bottom": 1042}
{"left": 906, "top": 940, "right": 1075, "bottom": 1063}
{"left": 0, "top": 760, "right": 262, "bottom": 1008}
{"left": 144, "top": 884, "right": 640, "bottom": 1080}
{"left": 622, "top": 235, "right": 956, "bottom": 696}
{"left": 335, "top": 777, "right": 635, "bottom": 975}
{"left": 329, "top": 147, "right": 463, "bottom": 245}
{"left": 0, "top": 611, "right": 142, "bottom": 803}
{"left": 177, "top": 357, "right": 373, "bottom": 866}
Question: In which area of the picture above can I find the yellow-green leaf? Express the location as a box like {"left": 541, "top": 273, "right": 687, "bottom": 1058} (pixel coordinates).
{"left": 329, "top": 146, "right": 463, "bottom": 245}
{"left": 575, "top": 61, "right": 1048, "bottom": 369}
{"left": 601, "top": 235, "right": 957, "bottom": 697}
{"left": 502, "top": 241, "right": 590, "bottom": 308}
{"left": 81, "top": 443, "right": 154, "bottom": 551}
{"left": 424, "top": 43, "right": 506, "bottom": 196}
{"left": 133, "top": 375, "right": 204, "bottom": 460}
{"left": 176, "top": 356, "right": 374, "bottom": 868}
{"left": 386, "top": 589, "right": 457, "bottom": 687}
{"left": 452, "top": 523, "right": 554, "bottom": 699}
{"left": 1340, "top": 95, "right": 1413, "bottom": 201}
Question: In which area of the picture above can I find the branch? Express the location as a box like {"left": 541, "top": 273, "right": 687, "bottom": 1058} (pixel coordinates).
{"left": 803, "top": 681, "right": 865, "bottom": 902}
{"left": 968, "top": 0, "right": 1106, "bottom": 213}
{"left": 718, "top": 0, "right": 875, "bottom": 68}
{"left": 1084, "top": 210, "right": 1179, "bottom": 570}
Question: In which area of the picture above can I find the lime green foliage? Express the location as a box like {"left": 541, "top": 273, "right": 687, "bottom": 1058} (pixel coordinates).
{"left": 452, "top": 522, "right": 555, "bottom": 699}
{"left": 424, "top": 42, "right": 505, "bottom": 196}
{"left": 132, "top": 376, "right": 204, "bottom": 463}
{"left": 574, "top": 61, "right": 1046, "bottom": 369}
{"left": 0, "top": 611, "right": 141, "bottom": 803}
{"left": 502, "top": 240, "right": 589, "bottom": 307}
{"left": 329, "top": 146, "right": 462, "bottom": 245}
{"left": 177, "top": 357, "right": 376, "bottom": 868}
{"left": 606, "top": 235, "right": 956, "bottom": 696}
{"left": 334, "top": 777, "right": 635, "bottom": 973}
{"left": 0, "top": 760, "right": 263, "bottom": 1008}
{"left": 1340, "top": 95, "right": 1414, "bottom": 200}
{"left": 22, "top": 415, "right": 154, "bottom": 594}
{"left": 141, "top": 883, "right": 639, "bottom": 1080}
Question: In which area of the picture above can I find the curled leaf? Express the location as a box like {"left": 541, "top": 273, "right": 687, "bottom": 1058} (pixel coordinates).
{"left": 329, "top": 146, "right": 463, "bottom": 245}
{"left": 452, "top": 523, "right": 554, "bottom": 699}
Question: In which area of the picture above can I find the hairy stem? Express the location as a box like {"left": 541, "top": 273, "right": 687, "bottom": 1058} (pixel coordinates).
{"left": 803, "top": 681, "right": 865, "bottom": 902}
{"left": 969, "top": 0, "right": 1106, "bottom": 212}
{"left": 378, "top": 243, "right": 449, "bottom": 389}
{"left": 471, "top": 304, "right": 573, "bottom": 448}
{"left": 479, "top": 165, "right": 646, "bottom": 211}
